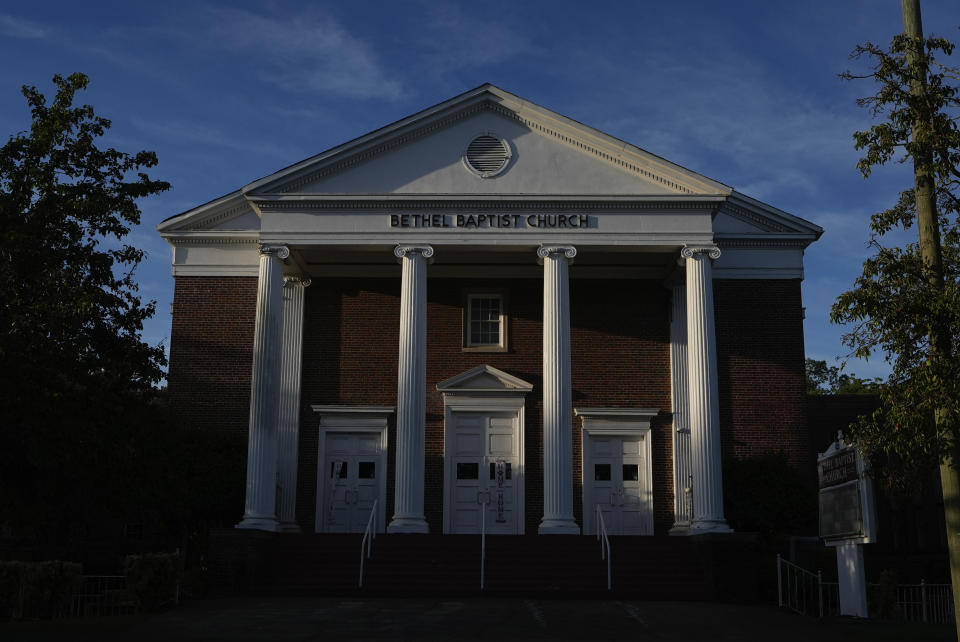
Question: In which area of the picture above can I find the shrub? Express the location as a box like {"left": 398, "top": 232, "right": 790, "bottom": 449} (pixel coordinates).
{"left": 0, "top": 560, "right": 81, "bottom": 619}
{"left": 123, "top": 552, "right": 180, "bottom": 611}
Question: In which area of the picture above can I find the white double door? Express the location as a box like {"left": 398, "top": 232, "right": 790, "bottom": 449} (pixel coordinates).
{"left": 585, "top": 434, "right": 652, "bottom": 535}
{"left": 445, "top": 412, "right": 522, "bottom": 534}
{"left": 320, "top": 432, "right": 384, "bottom": 533}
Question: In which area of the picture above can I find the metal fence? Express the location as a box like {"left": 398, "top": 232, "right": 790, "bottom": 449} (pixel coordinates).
{"left": 777, "top": 554, "right": 955, "bottom": 625}
{"left": 72, "top": 575, "right": 139, "bottom": 618}
{"left": 895, "top": 581, "right": 954, "bottom": 625}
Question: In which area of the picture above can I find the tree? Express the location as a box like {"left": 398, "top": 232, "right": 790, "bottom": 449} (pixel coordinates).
{"left": 804, "top": 358, "right": 883, "bottom": 395}
{"left": 0, "top": 73, "right": 170, "bottom": 545}
{"left": 832, "top": 1, "right": 960, "bottom": 632}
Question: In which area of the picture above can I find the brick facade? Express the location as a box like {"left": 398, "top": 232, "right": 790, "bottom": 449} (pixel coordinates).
{"left": 167, "top": 275, "right": 808, "bottom": 535}
{"left": 167, "top": 276, "right": 258, "bottom": 435}
{"left": 714, "top": 279, "right": 808, "bottom": 468}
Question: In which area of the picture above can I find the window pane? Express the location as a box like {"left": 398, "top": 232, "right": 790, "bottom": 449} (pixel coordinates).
{"left": 359, "top": 462, "right": 376, "bottom": 479}
{"left": 468, "top": 296, "right": 502, "bottom": 346}
{"left": 331, "top": 461, "right": 347, "bottom": 479}
{"left": 623, "top": 464, "right": 639, "bottom": 482}
{"left": 457, "top": 463, "right": 479, "bottom": 480}
{"left": 594, "top": 464, "right": 611, "bottom": 481}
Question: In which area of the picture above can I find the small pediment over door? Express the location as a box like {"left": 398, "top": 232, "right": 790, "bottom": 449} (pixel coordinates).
{"left": 437, "top": 365, "right": 533, "bottom": 394}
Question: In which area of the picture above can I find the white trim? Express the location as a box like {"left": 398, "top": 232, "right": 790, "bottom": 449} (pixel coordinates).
{"left": 313, "top": 406, "right": 393, "bottom": 534}
{"left": 577, "top": 408, "right": 658, "bottom": 536}
{"left": 171, "top": 265, "right": 260, "bottom": 277}
{"left": 465, "top": 292, "right": 506, "bottom": 350}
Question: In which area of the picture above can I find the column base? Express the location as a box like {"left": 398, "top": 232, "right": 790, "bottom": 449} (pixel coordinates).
{"left": 276, "top": 522, "right": 302, "bottom": 534}
{"left": 387, "top": 517, "right": 429, "bottom": 534}
{"left": 689, "top": 519, "right": 733, "bottom": 534}
{"left": 669, "top": 523, "right": 691, "bottom": 536}
{"left": 538, "top": 519, "right": 581, "bottom": 535}
{"left": 235, "top": 516, "right": 280, "bottom": 532}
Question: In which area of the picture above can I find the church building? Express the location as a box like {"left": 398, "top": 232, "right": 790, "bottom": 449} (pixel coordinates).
{"left": 158, "top": 85, "right": 822, "bottom": 542}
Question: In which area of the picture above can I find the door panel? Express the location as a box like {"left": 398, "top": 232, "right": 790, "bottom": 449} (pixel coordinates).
{"left": 321, "top": 433, "right": 384, "bottom": 533}
{"left": 584, "top": 434, "right": 651, "bottom": 536}
{"left": 447, "top": 412, "right": 521, "bottom": 534}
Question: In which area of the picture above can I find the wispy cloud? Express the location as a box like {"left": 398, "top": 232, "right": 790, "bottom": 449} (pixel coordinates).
{"left": 207, "top": 8, "right": 403, "bottom": 100}
{"left": 130, "top": 117, "right": 299, "bottom": 160}
{"left": 0, "top": 13, "right": 48, "bottom": 39}
{"left": 414, "top": 2, "right": 538, "bottom": 75}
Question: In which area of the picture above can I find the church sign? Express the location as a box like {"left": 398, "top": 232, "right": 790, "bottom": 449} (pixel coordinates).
{"left": 818, "top": 440, "right": 874, "bottom": 541}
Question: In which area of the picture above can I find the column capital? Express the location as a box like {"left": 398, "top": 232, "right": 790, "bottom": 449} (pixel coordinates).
{"left": 537, "top": 245, "right": 577, "bottom": 264}
{"left": 259, "top": 244, "right": 291, "bottom": 260}
{"left": 394, "top": 245, "right": 434, "bottom": 262}
{"left": 680, "top": 245, "right": 721, "bottom": 261}
{"left": 283, "top": 275, "right": 312, "bottom": 288}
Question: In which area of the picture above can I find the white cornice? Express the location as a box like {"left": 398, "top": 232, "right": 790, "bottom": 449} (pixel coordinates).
{"left": 575, "top": 407, "right": 661, "bottom": 418}
{"left": 253, "top": 196, "right": 723, "bottom": 211}
{"left": 716, "top": 237, "right": 812, "bottom": 248}
{"left": 163, "top": 232, "right": 259, "bottom": 246}
{"left": 157, "top": 190, "right": 256, "bottom": 233}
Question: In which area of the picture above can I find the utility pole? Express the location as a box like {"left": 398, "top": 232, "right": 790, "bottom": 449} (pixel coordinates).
{"left": 901, "top": 1, "right": 959, "bottom": 637}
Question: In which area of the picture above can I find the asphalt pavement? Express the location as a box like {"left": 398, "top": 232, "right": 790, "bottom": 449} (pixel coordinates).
{"left": 1, "top": 597, "right": 955, "bottom": 641}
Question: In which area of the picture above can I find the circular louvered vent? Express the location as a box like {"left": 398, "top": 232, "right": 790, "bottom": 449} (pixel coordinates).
{"left": 463, "top": 134, "right": 511, "bottom": 177}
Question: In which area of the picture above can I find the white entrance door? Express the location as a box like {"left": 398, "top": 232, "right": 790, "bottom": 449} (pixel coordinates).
{"left": 447, "top": 412, "right": 521, "bottom": 534}
{"left": 321, "top": 432, "right": 383, "bottom": 533}
{"left": 586, "top": 435, "right": 651, "bottom": 535}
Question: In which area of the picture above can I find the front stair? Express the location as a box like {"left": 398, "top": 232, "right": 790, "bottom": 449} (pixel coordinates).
{"left": 251, "top": 533, "right": 712, "bottom": 599}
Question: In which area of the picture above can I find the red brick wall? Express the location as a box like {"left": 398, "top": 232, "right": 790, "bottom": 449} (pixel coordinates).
{"left": 713, "top": 279, "right": 808, "bottom": 469}
{"left": 167, "top": 276, "right": 257, "bottom": 435}
{"left": 299, "top": 278, "right": 675, "bottom": 533}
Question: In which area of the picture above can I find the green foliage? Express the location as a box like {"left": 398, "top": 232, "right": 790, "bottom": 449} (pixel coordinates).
{"left": 832, "top": 29, "right": 960, "bottom": 492}
{"left": 805, "top": 358, "right": 883, "bottom": 395}
{"left": 0, "top": 561, "right": 81, "bottom": 620}
{"left": 0, "top": 74, "right": 232, "bottom": 554}
{"left": 723, "top": 454, "right": 817, "bottom": 537}
{"left": 123, "top": 552, "right": 180, "bottom": 611}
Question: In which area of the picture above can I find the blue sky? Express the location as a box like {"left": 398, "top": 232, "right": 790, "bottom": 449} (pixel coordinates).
{"left": 3, "top": 1, "right": 959, "bottom": 381}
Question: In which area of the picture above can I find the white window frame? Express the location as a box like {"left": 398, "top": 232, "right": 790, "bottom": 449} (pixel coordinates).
{"left": 463, "top": 291, "right": 508, "bottom": 352}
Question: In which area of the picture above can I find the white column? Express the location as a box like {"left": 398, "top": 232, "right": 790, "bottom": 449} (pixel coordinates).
{"left": 276, "top": 275, "right": 310, "bottom": 533}
{"left": 237, "top": 244, "right": 289, "bottom": 531}
{"left": 682, "top": 246, "right": 732, "bottom": 533}
{"left": 537, "top": 245, "right": 580, "bottom": 535}
{"left": 669, "top": 282, "right": 693, "bottom": 532}
{"left": 388, "top": 245, "right": 433, "bottom": 534}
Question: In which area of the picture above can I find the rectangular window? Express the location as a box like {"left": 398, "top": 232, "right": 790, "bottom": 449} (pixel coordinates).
{"left": 464, "top": 292, "right": 507, "bottom": 351}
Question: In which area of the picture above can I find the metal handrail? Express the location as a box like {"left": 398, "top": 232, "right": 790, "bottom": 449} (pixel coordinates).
{"left": 479, "top": 491, "right": 490, "bottom": 590}
{"left": 777, "top": 554, "right": 825, "bottom": 617}
{"left": 358, "top": 499, "right": 378, "bottom": 588}
{"left": 596, "top": 504, "right": 611, "bottom": 590}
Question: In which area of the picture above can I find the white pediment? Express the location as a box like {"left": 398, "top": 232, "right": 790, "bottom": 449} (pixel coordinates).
{"left": 437, "top": 365, "right": 533, "bottom": 394}
{"left": 156, "top": 85, "right": 822, "bottom": 259}
{"left": 286, "top": 109, "right": 682, "bottom": 196}
{"left": 243, "top": 86, "right": 731, "bottom": 198}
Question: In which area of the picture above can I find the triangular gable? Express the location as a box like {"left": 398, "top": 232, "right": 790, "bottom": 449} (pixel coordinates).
{"left": 241, "top": 84, "right": 732, "bottom": 198}
{"left": 437, "top": 365, "right": 533, "bottom": 393}
{"left": 157, "top": 191, "right": 260, "bottom": 234}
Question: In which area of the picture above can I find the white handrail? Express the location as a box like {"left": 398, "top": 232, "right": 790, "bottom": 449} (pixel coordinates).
{"left": 596, "top": 504, "right": 611, "bottom": 591}
{"left": 358, "top": 498, "right": 378, "bottom": 588}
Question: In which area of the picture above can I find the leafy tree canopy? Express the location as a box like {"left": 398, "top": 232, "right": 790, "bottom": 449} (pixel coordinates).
{"left": 0, "top": 73, "right": 171, "bottom": 536}
{"left": 804, "top": 358, "right": 884, "bottom": 395}
{"left": 832, "top": 31, "right": 960, "bottom": 494}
